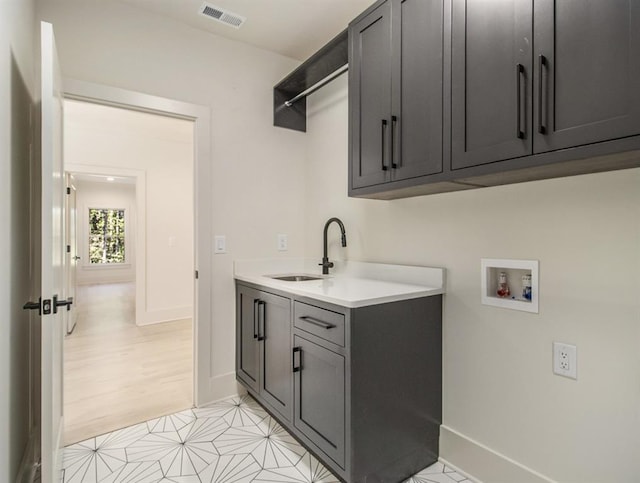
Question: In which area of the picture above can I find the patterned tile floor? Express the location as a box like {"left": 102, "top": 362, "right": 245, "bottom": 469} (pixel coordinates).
{"left": 62, "top": 395, "right": 472, "bottom": 483}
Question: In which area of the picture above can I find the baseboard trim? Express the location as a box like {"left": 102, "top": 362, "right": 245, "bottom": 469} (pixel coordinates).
{"left": 438, "top": 457, "right": 482, "bottom": 483}
{"left": 440, "top": 425, "right": 558, "bottom": 483}
{"left": 196, "top": 372, "right": 243, "bottom": 407}
{"left": 136, "top": 306, "right": 192, "bottom": 326}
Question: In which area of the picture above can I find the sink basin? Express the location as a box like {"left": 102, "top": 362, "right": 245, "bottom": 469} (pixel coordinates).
{"left": 270, "top": 275, "right": 322, "bottom": 282}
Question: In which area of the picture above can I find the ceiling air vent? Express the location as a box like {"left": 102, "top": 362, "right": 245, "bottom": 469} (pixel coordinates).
{"left": 199, "top": 2, "right": 246, "bottom": 29}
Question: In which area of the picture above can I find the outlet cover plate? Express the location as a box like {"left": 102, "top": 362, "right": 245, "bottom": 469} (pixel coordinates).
{"left": 553, "top": 342, "right": 577, "bottom": 379}
{"left": 277, "top": 234, "right": 288, "bottom": 251}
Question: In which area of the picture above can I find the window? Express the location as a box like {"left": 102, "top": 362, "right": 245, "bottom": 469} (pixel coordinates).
{"left": 89, "top": 208, "right": 126, "bottom": 264}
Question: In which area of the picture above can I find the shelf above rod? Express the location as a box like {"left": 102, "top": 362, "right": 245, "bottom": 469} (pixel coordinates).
{"left": 273, "top": 29, "right": 348, "bottom": 132}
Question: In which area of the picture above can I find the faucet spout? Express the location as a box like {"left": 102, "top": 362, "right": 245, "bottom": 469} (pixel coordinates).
{"left": 320, "top": 217, "right": 347, "bottom": 275}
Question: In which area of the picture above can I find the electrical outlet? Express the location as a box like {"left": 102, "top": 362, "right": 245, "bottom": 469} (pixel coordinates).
{"left": 553, "top": 342, "right": 577, "bottom": 379}
{"left": 277, "top": 234, "right": 288, "bottom": 251}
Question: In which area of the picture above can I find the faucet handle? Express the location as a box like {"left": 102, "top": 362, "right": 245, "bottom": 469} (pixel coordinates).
{"left": 319, "top": 259, "right": 334, "bottom": 275}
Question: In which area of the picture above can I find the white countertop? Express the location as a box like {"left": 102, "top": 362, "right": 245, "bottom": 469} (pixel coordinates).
{"left": 234, "top": 259, "right": 445, "bottom": 308}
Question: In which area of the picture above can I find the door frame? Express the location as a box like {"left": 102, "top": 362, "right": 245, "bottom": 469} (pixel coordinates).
{"left": 64, "top": 165, "right": 145, "bottom": 323}
{"left": 62, "top": 78, "right": 211, "bottom": 406}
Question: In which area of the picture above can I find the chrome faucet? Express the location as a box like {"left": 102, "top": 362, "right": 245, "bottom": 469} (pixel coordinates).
{"left": 319, "top": 217, "right": 347, "bottom": 275}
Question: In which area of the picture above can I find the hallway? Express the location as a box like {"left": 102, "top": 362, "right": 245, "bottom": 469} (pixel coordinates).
{"left": 64, "top": 283, "right": 192, "bottom": 445}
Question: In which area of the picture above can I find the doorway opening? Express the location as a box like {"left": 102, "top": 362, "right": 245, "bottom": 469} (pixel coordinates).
{"left": 62, "top": 99, "right": 195, "bottom": 444}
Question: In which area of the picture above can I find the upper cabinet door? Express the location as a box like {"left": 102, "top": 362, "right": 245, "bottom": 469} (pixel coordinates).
{"left": 390, "top": 0, "right": 444, "bottom": 181}
{"left": 534, "top": 0, "right": 640, "bottom": 153}
{"left": 349, "top": 2, "right": 392, "bottom": 189}
{"left": 451, "top": 0, "right": 533, "bottom": 170}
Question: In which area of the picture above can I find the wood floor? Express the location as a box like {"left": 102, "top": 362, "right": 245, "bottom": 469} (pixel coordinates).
{"left": 63, "top": 282, "right": 193, "bottom": 445}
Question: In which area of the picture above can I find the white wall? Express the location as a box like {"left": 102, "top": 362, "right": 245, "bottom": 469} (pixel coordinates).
{"left": 65, "top": 101, "right": 194, "bottom": 325}
{"left": 304, "top": 76, "right": 640, "bottom": 483}
{"left": 74, "top": 179, "right": 136, "bottom": 285}
{"left": 38, "top": 0, "right": 307, "bottom": 400}
{"left": 0, "top": 0, "right": 36, "bottom": 480}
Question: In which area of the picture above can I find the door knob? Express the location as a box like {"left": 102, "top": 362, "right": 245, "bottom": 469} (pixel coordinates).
{"left": 23, "top": 297, "right": 52, "bottom": 315}
{"left": 53, "top": 295, "right": 73, "bottom": 314}
{"left": 23, "top": 298, "right": 42, "bottom": 315}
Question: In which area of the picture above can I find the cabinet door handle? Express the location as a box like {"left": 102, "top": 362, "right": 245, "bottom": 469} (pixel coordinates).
{"left": 300, "top": 315, "right": 335, "bottom": 330}
{"left": 516, "top": 63, "right": 525, "bottom": 139}
{"left": 253, "top": 299, "right": 259, "bottom": 339}
{"left": 537, "top": 54, "right": 547, "bottom": 134}
{"left": 381, "top": 119, "right": 389, "bottom": 171}
{"left": 257, "top": 300, "right": 266, "bottom": 341}
{"left": 391, "top": 115, "right": 398, "bottom": 168}
{"left": 292, "top": 347, "right": 302, "bottom": 372}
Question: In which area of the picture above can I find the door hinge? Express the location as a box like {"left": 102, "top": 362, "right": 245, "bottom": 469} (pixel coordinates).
{"left": 195, "top": 270, "right": 199, "bottom": 279}
{"left": 66, "top": 244, "right": 71, "bottom": 253}
{"left": 66, "top": 187, "right": 70, "bottom": 195}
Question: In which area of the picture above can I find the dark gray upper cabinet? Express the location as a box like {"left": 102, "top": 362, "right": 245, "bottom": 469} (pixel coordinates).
{"left": 533, "top": 0, "right": 640, "bottom": 153}
{"left": 452, "top": 0, "right": 640, "bottom": 171}
{"left": 350, "top": 1, "right": 392, "bottom": 189}
{"left": 350, "top": 0, "right": 444, "bottom": 190}
{"left": 235, "top": 286, "right": 292, "bottom": 421}
{"left": 349, "top": 0, "right": 640, "bottom": 199}
{"left": 451, "top": 0, "right": 533, "bottom": 169}
{"left": 392, "top": 0, "right": 444, "bottom": 181}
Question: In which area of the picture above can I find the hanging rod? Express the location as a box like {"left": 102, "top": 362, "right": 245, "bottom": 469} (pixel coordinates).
{"left": 284, "top": 64, "right": 349, "bottom": 108}
{"left": 273, "top": 29, "right": 348, "bottom": 132}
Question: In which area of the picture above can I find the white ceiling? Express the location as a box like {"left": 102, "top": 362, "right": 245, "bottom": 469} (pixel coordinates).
{"left": 115, "top": 0, "right": 375, "bottom": 61}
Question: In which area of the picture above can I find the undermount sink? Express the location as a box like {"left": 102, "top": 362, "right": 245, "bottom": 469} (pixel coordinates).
{"left": 270, "top": 275, "right": 322, "bottom": 282}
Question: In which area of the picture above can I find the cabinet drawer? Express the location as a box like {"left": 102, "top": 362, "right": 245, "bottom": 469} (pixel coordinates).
{"left": 294, "top": 302, "right": 345, "bottom": 347}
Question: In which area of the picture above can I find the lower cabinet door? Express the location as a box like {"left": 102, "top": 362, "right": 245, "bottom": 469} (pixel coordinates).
{"left": 236, "top": 285, "right": 260, "bottom": 392}
{"left": 259, "top": 291, "right": 293, "bottom": 421}
{"left": 293, "top": 335, "right": 345, "bottom": 468}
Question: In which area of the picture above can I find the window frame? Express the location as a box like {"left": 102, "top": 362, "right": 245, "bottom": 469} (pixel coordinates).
{"left": 85, "top": 206, "right": 129, "bottom": 268}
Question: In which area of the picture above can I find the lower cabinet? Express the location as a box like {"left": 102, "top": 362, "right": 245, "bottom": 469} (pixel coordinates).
{"left": 293, "top": 334, "right": 346, "bottom": 468}
{"left": 236, "top": 284, "right": 292, "bottom": 422}
{"left": 236, "top": 281, "right": 443, "bottom": 482}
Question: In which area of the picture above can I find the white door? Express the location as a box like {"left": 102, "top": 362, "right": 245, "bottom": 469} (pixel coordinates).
{"left": 40, "top": 21, "right": 65, "bottom": 481}
{"left": 65, "top": 175, "right": 78, "bottom": 334}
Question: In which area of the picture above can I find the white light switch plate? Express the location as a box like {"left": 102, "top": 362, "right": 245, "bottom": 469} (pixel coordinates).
{"left": 214, "top": 235, "right": 226, "bottom": 254}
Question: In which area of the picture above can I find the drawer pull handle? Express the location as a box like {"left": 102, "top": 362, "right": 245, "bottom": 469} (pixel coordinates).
{"left": 292, "top": 347, "right": 302, "bottom": 373}
{"left": 300, "top": 316, "right": 335, "bottom": 330}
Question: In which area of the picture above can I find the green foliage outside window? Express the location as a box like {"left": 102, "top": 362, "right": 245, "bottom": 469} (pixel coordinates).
{"left": 89, "top": 208, "right": 125, "bottom": 264}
